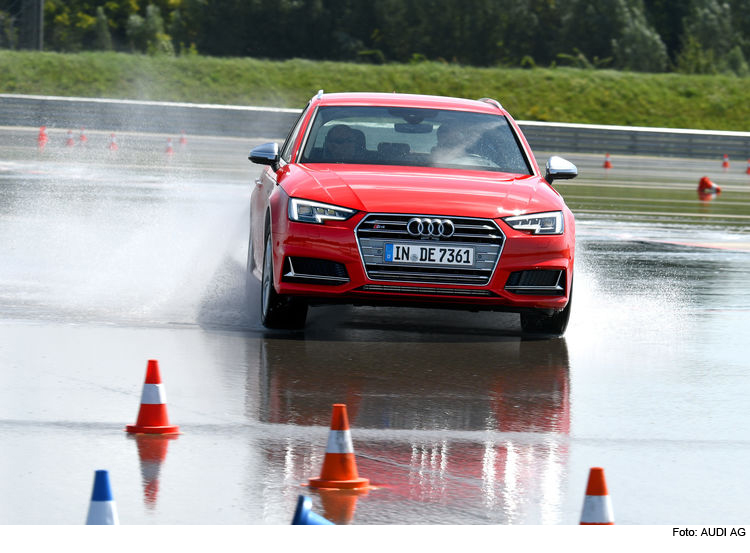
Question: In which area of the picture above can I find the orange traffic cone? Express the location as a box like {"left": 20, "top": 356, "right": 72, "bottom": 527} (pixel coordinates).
{"left": 309, "top": 404, "right": 370, "bottom": 490}
{"left": 580, "top": 467, "right": 614, "bottom": 525}
{"left": 79, "top": 128, "right": 88, "bottom": 146}
{"left": 603, "top": 153, "right": 612, "bottom": 170}
{"left": 37, "top": 126, "right": 48, "bottom": 152}
{"left": 165, "top": 137, "right": 174, "bottom": 157}
{"left": 65, "top": 130, "right": 75, "bottom": 147}
{"left": 316, "top": 488, "right": 367, "bottom": 524}
{"left": 126, "top": 360, "right": 179, "bottom": 435}
{"left": 722, "top": 154, "right": 730, "bottom": 171}
{"left": 745, "top": 159, "right": 750, "bottom": 175}
{"left": 179, "top": 131, "right": 187, "bottom": 147}
{"left": 108, "top": 133, "right": 118, "bottom": 151}
{"left": 131, "top": 434, "right": 177, "bottom": 507}
{"left": 698, "top": 176, "right": 721, "bottom": 200}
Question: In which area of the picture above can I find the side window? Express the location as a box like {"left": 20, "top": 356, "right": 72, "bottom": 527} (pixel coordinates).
{"left": 280, "top": 104, "right": 309, "bottom": 163}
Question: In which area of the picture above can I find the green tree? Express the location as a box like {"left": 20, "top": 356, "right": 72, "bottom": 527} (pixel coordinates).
{"left": 0, "top": 9, "right": 18, "bottom": 49}
{"left": 126, "top": 12, "right": 146, "bottom": 52}
{"left": 94, "top": 6, "right": 112, "bottom": 50}
{"left": 643, "top": 0, "right": 690, "bottom": 64}
{"left": 561, "top": 0, "right": 668, "bottom": 72}
{"left": 727, "top": 0, "right": 750, "bottom": 65}
{"left": 677, "top": 0, "right": 742, "bottom": 74}
{"left": 496, "top": 0, "right": 562, "bottom": 67}
{"left": 612, "top": 2, "right": 668, "bottom": 71}
{"left": 126, "top": 4, "right": 173, "bottom": 55}
{"left": 560, "top": 0, "right": 625, "bottom": 67}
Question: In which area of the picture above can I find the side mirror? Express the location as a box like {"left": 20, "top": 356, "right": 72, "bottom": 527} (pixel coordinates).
{"left": 545, "top": 156, "right": 577, "bottom": 184}
{"left": 249, "top": 142, "right": 280, "bottom": 171}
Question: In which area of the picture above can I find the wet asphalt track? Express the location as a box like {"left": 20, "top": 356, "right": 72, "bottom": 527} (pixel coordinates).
{"left": 1, "top": 127, "right": 749, "bottom": 526}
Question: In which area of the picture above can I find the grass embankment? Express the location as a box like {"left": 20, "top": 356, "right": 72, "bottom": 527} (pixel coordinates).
{"left": 1, "top": 50, "right": 749, "bottom": 131}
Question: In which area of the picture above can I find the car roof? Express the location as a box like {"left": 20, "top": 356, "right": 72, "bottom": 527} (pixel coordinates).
{"left": 314, "top": 92, "right": 506, "bottom": 115}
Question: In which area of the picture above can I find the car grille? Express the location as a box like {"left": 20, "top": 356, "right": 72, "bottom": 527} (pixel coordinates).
{"left": 356, "top": 214, "right": 505, "bottom": 285}
{"left": 357, "top": 285, "right": 496, "bottom": 297}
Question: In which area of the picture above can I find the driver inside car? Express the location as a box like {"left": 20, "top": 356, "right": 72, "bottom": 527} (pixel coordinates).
{"left": 322, "top": 124, "right": 366, "bottom": 162}
{"left": 431, "top": 123, "right": 469, "bottom": 162}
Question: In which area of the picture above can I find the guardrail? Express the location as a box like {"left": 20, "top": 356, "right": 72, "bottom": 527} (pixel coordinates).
{"left": 0, "top": 93, "right": 299, "bottom": 140}
{"left": 519, "top": 120, "right": 750, "bottom": 159}
{"left": 2, "top": 93, "right": 749, "bottom": 159}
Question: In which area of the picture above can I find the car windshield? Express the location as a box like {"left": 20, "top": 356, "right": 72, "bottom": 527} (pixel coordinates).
{"left": 298, "top": 106, "right": 532, "bottom": 174}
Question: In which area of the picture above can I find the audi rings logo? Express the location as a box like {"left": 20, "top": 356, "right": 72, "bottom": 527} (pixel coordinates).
{"left": 406, "top": 217, "right": 456, "bottom": 238}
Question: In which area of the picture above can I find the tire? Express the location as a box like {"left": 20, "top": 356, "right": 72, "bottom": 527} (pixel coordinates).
{"left": 520, "top": 280, "right": 573, "bottom": 336}
{"left": 245, "top": 233, "right": 256, "bottom": 302}
{"left": 260, "top": 233, "right": 308, "bottom": 329}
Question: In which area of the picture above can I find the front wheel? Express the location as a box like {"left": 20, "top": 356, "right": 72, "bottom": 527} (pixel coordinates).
{"left": 261, "top": 233, "right": 308, "bottom": 329}
{"left": 520, "top": 282, "right": 573, "bottom": 336}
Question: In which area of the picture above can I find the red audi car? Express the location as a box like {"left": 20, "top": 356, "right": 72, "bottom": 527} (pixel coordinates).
{"left": 248, "top": 92, "right": 577, "bottom": 334}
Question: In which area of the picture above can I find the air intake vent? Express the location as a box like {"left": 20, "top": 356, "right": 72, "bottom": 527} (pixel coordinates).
{"left": 505, "top": 270, "right": 564, "bottom": 295}
{"left": 282, "top": 257, "right": 349, "bottom": 285}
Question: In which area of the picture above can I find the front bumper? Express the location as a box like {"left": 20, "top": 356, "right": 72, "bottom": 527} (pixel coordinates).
{"left": 270, "top": 212, "right": 574, "bottom": 313}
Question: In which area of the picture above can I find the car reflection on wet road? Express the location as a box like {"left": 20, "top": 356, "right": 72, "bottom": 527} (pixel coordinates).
{"left": 0, "top": 129, "right": 749, "bottom": 525}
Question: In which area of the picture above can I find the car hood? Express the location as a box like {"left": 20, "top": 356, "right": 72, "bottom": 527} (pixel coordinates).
{"left": 280, "top": 164, "right": 564, "bottom": 219}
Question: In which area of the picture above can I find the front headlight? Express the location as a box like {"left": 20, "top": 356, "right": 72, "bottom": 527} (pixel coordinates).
{"left": 503, "top": 211, "right": 563, "bottom": 235}
{"left": 288, "top": 198, "right": 356, "bottom": 224}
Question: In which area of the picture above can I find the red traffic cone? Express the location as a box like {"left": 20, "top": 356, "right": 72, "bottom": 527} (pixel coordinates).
{"left": 722, "top": 154, "right": 730, "bottom": 171}
{"left": 179, "top": 131, "right": 187, "bottom": 146}
{"left": 603, "top": 153, "right": 612, "bottom": 170}
{"left": 108, "top": 133, "right": 118, "bottom": 151}
{"left": 698, "top": 176, "right": 721, "bottom": 200}
{"left": 37, "top": 126, "right": 49, "bottom": 152}
{"left": 316, "top": 488, "right": 367, "bottom": 524}
{"left": 79, "top": 128, "right": 88, "bottom": 146}
{"left": 126, "top": 360, "right": 179, "bottom": 434}
{"left": 745, "top": 159, "right": 750, "bottom": 175}
{"left": 580, "top": 467, "right": 614, "bottom": 525}
{"left": 165, "top": 137, "right": 174, "bottom": 157}
{"left": 309, "top": 404, "right": 370, "bottom": 490}
{"left": 65, "top": 130, "right": 75, "bottom": 147}
{"left": 132, "top": 434, "right": 177, "bottom": 507}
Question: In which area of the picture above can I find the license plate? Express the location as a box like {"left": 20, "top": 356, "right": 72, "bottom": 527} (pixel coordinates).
{"left": 384, "top": 243, "right": 474, "bottom": 266}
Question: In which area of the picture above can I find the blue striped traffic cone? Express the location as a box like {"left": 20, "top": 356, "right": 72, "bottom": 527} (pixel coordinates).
{"left": 291, "top": 495, "right": 334, "bottom": 525}
{"left": 85, "top": 470, "right": 119, "bottom": 525}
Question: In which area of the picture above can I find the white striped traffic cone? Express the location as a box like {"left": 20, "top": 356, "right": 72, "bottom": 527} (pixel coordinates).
{"left": 85, "top": 470, "right": 119, "bottom": 525}
{"left": 126, "top": 360, "right": 179, "bottom": 434}
{"left": 309, "top": 404, "right": 370, "bottom": 490}
{"left": 698, "top": 176, "right": 722, "bottom": 199}
{"left": 132, "top": 434, "right": 176, "bottom": 507}
{"left": 580, "top": 467, "right": 614, "bottom": 525}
